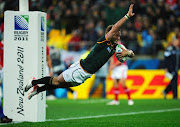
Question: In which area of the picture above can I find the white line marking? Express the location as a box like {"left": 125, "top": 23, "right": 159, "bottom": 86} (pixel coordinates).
{"left": 46, "top": 108, "right": 180, "bottom": 122}
{"left": 1, "top": 108, "right": 179, "bottom": 126}
{"left": 78, "top": 99, "right": 109, "bottom": 104}
{"left": 0, "top": 121, "right": 23, "bottom": 126}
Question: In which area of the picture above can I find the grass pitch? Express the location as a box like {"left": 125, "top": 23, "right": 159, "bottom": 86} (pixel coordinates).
{"left": 1, "top": 99, "right": 180, "bottom": 127}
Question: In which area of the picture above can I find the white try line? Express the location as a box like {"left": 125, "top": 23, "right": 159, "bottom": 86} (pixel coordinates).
{"left": 1, "top": 108, "right": 180, "bottom": 126}
{"left": 47, "top": 108, "right": 180, "bottom": 122}
{"left": 78, "top": 99, "right": 109, "bottom": 104}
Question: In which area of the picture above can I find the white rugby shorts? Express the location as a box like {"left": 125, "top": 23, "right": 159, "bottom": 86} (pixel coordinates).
{"left": 111, "top": 65, "right": 128, "bottom": 79}
{"left": 62, "top": 61, "right": 92, "bottom": 86}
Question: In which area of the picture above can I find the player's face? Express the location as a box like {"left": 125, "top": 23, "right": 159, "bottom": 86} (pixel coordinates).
{"left": 113, "top": 30, "right": 121, "bottom": 43}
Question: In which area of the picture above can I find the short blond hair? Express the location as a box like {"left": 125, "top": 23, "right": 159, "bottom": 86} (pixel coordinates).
{"left": 105, "top": 25, "right": 113, "bottom": 34}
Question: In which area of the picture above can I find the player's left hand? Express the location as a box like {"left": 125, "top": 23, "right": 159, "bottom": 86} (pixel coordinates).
{"left": 127, "top": 4, "right": 135, "bottom": 17}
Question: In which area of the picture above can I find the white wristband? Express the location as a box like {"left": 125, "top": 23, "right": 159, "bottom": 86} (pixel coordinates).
{"left": 125, "top": 14, "right": 130, "bottom": 19}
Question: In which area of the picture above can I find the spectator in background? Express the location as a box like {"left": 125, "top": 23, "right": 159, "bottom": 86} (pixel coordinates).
{"left": 95, "top": 20, "right": 105, "bottom": 34}
{"left": 141, "top": 28, "right": 155, "bottom": 54}
{"left": 162, "top": 37, "right": 180, "bottom": 99}
{"left": 134, "top": 14, "right": 143, "bottom": 32}
{"left": 83, "top": 20, "right": 97, "bottom": 45}
{"left": 3, "top": 0, "right": 18, "bottom": 11}
{"left": 168, "top": 15, "right": 178, "bottom": 29}
{"left": 104, "top": 1, "right": 117, "bottom": 26}
{"left": 0, "top": 101, "right": 12, "bottom": 123}
{"left": 0, "top": 0, "right": 5, "bottom": 16}
{"left": 62, "top": 8, "right": 79, "bottom": 34}
{"left": 126, "top": 21, "right": 134, "bottom": 31}
{"left": 157, "top": 0, "right": 166, "bottom": 18}
{"left": 146, "top": 6, "right": 156, "bottom": 25}
{"left": 68, "top": 29, "right": 81, "bottom": 51}
{"left": 46, "top": 45, "right": 56, "bottom": 100}
{"left": 146, "top": 0, "right": 156, "bottom": 12}
{"left": 164, "top": 4, "right": 175, "bottom": 24}
{"left": 107, "top": 52, "right": 134, "bottom": 106}
{"left": 89, "top": 62, "right": 109, "bottom": 98}
{"left": 126, "top": 30, "right": 139, "bottom": 54}
{"left": 165, "top": 0, "right": 178, "bottom": 11}
{"left": 0, "top": 41, "right": 12, "bottom": 123}
{"left": 53, "top": 12, "right": 61, "bottom": 30}
{"left": 46, "top": 45, "right": 53, "bottom": 77}
{"left": 156, "top": 18, "right": 167, "bottom": 40}
{"left": 176, "top": 1, "right": 180, "bottom": 17}
{"left": 167, "top": 27, "right": 180, "bottom": 45}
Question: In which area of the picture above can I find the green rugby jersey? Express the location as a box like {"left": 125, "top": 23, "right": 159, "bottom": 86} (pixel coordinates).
{"left": 80, "top": 35, "right": 117, "bottom": 74}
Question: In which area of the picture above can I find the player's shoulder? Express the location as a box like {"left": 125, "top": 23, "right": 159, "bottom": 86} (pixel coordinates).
{"left": 97, "top": 35, "right": 109, "bottom": 44}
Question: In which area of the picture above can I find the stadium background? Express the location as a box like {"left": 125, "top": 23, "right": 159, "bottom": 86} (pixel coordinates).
{"left": 0, "top": 0, "right": 180, "bottom": 100}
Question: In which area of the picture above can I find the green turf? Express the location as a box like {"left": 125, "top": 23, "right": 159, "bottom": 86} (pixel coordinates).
{"left": 1, "top": 99, "right": 180, "bottom": 127}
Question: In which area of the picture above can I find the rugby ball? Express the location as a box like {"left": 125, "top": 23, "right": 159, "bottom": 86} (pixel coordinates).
{"left": 115, "top": 44, "right": 127, "bottom": 62}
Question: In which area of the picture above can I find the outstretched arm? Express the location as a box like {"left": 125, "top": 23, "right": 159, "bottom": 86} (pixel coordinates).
{"left": 105, "top": 4, "right": 135, "bottom": 40}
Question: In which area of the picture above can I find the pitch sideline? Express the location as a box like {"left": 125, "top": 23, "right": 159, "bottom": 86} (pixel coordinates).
{"left": 47, "top": 108, "right": 180, "bottom": 121}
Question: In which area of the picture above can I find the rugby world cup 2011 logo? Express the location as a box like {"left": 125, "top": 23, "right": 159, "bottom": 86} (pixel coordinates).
{"left": 41, "top": 17, "right": 44, "bottom": 31}
{"left": 40, "top": 16, "right": 45, "bottom": 42}
{"left": 14, "top": 15, "right": 29, "bottom": 30}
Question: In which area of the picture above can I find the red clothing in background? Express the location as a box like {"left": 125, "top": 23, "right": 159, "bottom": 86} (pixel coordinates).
{"left": 112, "top": 54, "right": 127, "bottom": 66}
{"left": 46, "top": 45, "right": 49, "bottom": 56}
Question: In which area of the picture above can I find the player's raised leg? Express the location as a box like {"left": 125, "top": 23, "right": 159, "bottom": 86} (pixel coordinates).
{"left": 24, "top": 77, "right": 35, "bottom": 92}
{"left": 26, "top": 61, "right": 92, "bottom": 100}
{"left": 26, "top": 73, "right": 73, "bottom": 100}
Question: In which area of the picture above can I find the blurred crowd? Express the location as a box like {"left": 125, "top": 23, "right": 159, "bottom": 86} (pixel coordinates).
{"left": 0, "top": 0, "right": 180, "bottom": 55}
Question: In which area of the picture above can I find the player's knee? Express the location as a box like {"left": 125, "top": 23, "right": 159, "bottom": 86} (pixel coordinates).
{"left": 114, "top": 84, "right": 119, "bottom": 88}
{"left": 122, "top": 84, "right": 126, "bottom": 88}
{"left": 52, "top": 77, "right": 60, "bottom": 86}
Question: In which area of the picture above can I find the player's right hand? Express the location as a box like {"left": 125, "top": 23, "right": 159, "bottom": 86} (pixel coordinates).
{"left": 127, "top": 50, "right": 135, "bottom": 58}
{"left": 116, "top": 48, "right": 129, "bottom": 58}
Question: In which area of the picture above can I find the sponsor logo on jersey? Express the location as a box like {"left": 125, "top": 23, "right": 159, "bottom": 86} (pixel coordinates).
{"left": 107, "top": 47, "right": 111, "bottom": 53}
